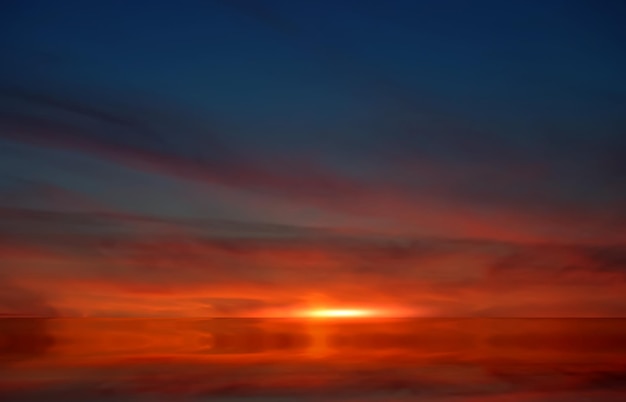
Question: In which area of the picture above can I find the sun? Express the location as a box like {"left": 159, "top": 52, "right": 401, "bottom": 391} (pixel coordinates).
{"left": 305, "top": 308, "right": 374, "bottom": 319}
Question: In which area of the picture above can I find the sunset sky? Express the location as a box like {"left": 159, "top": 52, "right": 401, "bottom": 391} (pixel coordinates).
{"left": 0, "top": 0, "right": 624, "bottom": 317}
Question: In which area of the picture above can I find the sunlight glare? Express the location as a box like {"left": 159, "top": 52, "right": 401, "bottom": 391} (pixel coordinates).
{"left": 306, "top": 308, "right": 373, "bottom": 318}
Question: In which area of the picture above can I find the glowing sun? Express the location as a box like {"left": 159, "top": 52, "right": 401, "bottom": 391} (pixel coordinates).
{"left": 305, "top": 308, "right": 374, "bottom": 318}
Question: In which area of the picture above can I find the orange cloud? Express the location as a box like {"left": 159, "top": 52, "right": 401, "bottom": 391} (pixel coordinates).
{"left": 1, "top": 233, "right": 624, "bottom": 318}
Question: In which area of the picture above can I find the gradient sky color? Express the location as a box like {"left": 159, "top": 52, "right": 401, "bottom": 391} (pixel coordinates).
{"left": 0, "top": 0, "right": 624, "bottom": 317}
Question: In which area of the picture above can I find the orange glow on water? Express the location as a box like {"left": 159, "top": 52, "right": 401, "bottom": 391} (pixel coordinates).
{"left": 2, "top": 318, "right": 626, "bottom": 400}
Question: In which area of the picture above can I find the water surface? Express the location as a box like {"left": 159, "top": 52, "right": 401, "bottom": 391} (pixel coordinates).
{"left": 1, "top": 318, "right": 626, "bottom": 401}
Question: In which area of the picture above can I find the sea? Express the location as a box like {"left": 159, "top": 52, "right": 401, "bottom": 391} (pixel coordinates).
{"left": 1, "top": 318, "right": 626, "bottom": 401}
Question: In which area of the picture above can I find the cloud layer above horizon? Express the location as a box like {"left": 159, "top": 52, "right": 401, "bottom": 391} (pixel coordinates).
{"left": 0, "top": 0, "right": 624, "bottom": 317}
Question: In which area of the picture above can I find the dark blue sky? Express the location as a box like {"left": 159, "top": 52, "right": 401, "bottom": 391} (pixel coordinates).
{"left": 1, "top": 0, "right": 625, "bottom": 241}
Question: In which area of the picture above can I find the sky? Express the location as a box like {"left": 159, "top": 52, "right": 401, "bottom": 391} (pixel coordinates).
{"left": 0, "top": 0, "right": 625, "bottom": 317}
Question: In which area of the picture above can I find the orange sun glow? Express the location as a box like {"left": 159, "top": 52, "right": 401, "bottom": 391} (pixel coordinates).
{"left": 305, "top": 308, "right": 375, "bottom": 318}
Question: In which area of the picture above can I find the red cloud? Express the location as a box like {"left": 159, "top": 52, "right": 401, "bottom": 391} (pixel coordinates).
{"left": 1, "top": 232, "right": 624, "bottom": 317}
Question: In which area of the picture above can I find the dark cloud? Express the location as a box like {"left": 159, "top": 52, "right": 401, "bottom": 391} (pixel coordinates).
{"left": 0, "top": 270, "right": 57, "bottom": 317}
{"left": 487, "top": 244, "right": 626, "bottom": 286}
{"left": 0, "top": 219, "right": 624, "bottom": 317}
{"left": 584, "top": 246, "right": 626, "bottom": 272}
{"left": 0, "top": 86, "right": 236, "bottom": 163}
{"left": 0, "top": 319, "right": 55, "bottom": 373}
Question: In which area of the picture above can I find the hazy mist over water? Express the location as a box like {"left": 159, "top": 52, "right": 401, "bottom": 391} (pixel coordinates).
{"left": 2, "top": 318, "right": 626, "bottom": 401}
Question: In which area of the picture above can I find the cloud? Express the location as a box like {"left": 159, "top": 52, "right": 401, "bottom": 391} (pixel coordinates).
{"left": 0, "top": 73, "right": 624, "bottom": 245}
{"left": 487, "top": 245, "right": 626, "bottom": 285}
{"left": 0, "top": 276, "right": 57, "bottom": 317}
{"left": 0, "top": 225, "right": 624, "bottom": 317}
{"left": 0, "top": 0, "right": 625, "bottom": 322}
{"left": 4, "top": 127, "right": 624, "bottom": 245}
{"left": 0, "top": 84, "right": 233, "bottom": 162}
